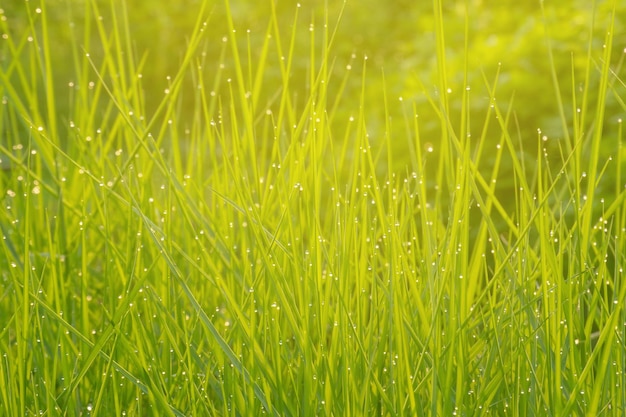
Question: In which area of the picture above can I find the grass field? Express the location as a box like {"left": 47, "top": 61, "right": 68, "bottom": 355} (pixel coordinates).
{"left": 1, "top": 0, "right": 626, "bottom": 415}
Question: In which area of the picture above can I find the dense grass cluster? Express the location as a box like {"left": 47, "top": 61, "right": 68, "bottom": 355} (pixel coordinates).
{"left": 1, "top": 0, "right": 625, "bottom": 415}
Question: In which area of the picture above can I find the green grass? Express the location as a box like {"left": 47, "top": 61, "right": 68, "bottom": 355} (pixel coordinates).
{"left": 1, "top": 0, "right": 625, "bottom": 415}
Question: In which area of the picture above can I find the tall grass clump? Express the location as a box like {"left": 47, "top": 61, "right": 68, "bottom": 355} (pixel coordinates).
{"left": 1, "top": 0, "right": 625, "bottom": 415}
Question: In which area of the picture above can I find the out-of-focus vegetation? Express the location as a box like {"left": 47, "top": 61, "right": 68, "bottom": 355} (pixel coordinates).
{"left": 2, "top": 0, "right": 625, "bottom": 204}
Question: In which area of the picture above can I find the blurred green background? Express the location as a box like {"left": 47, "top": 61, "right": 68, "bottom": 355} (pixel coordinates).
{"left": 2, "top": 0, "right": 625, "bottom": 203}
